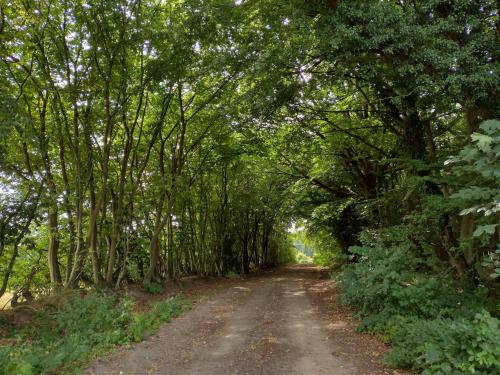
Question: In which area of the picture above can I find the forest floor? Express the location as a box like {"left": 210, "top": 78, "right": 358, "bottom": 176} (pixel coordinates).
{"left": 86, "top": 265, "right": 411, "bottom": 375}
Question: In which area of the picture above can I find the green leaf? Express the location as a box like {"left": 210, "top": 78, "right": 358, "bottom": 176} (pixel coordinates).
{"left": 471, "top": 133, "right": 493, "bottom": 152}
{"left": 424, "top": 345, "right": 443, "bottom": 364}
{"left": 479, "top": 120, "right": 500, "bottom": 134}
{"left": 472, "top": 224, "right": 498, "bottom": 237}
{"left": 451, "top": 187, "right": 495, "bottom": 201}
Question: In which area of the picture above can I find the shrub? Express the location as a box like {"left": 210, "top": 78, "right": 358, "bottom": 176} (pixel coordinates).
{"left": 0, "top": 292, "right": 190, "bottom": 375}
{"left": 0, "top": 292, "right": 132, "bottom": 374}
{"left": 142, "top": 282, "right": 164, "bottom": 294}
{"left": 338, "top": 226, "right": 488, "bottom": 329}
{"left": 277, "top": 246, "right": 298, "bottom": 264}
{"left": 385, "top": 311, "right": 500, "bottom": 374}
{"left": 296, "top": 251, "right": 313, "bottom": 264}
{"left": 312, "top": 249, "right": 338, "bottom": 266}
{"left": 336, "top": 225, "right": 498, "bottom": 374}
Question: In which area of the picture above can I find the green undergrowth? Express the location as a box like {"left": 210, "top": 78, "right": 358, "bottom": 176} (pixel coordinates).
{"left": 336, "top": 226, "right": 500, "bottom": 375}
{"left": 142, "top": 282, "right": 165, "bottom": 294}
{"left": 0, "top": 292, "right": 191, "bottom": 375}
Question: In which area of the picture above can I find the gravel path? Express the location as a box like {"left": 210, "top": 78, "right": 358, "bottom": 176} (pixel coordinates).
{"left": 86, "top": 266, "right": 409, "bottom": 375}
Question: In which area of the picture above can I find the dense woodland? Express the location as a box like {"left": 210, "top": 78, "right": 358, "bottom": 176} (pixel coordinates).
{"left": 0, "top": 0, "right": 499, "bottom": 374}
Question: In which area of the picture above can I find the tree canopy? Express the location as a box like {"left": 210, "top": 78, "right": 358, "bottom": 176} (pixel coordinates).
{"left": 0, "top": 1, "right": 499, "bottom": 372}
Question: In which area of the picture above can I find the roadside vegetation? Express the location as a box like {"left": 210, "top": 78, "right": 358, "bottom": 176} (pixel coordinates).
{"left": 1, "top": 292, "right": 190, "bottom": 375}
{"left": 0, "top": 0, "right": 498, "bottom": 374}
{"left": 321, "top": 121, "right": 500, "bottom": 375}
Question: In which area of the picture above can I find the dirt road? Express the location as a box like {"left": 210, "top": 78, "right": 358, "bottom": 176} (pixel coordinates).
{"left": 86, "top": 266, "right": 408, "bottom": 375}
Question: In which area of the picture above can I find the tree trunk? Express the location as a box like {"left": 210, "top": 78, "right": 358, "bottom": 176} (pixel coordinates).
{"left": 47, "top": 209, "right": 62, "bottom": 286}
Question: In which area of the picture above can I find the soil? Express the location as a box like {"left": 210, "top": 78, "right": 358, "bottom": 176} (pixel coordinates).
{"left": 86, "top": 265, "right": 412, "bottom": 375}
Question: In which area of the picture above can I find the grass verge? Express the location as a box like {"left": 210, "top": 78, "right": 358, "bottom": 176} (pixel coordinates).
{"left": 0, "top": 292, "right": 191, "bottom": 375}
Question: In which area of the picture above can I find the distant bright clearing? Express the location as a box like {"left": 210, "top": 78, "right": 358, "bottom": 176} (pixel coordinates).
{"left": 288, "top": 221, "right": 305, "bottom": 233}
